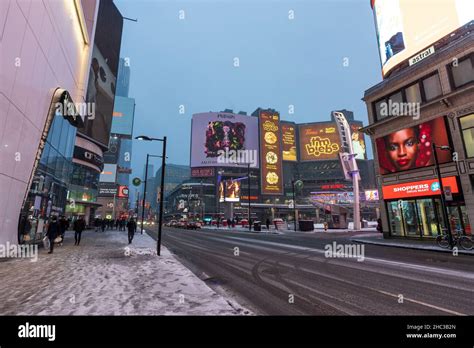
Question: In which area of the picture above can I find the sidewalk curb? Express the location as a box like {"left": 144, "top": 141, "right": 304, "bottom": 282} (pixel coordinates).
{"left": 351, "top": 237, "right": 474, "bottom": 256}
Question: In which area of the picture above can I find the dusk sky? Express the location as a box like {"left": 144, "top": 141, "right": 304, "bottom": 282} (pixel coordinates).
{"left": 114, "top": 0, "right": 383, "bottom": 180}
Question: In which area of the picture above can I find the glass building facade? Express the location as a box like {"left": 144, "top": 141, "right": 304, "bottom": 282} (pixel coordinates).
{"left": 18, "top": 113, "right": 77, "bottom": 243}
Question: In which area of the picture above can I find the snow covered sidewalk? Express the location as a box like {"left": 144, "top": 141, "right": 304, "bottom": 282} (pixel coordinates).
{"left": 0, "top": 230, "right": 246, "bottom": 315}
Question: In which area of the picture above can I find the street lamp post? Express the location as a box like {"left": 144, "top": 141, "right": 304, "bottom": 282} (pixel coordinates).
{"left": 432, "top": 142, "right": 454, "bottom": 248}
{"left": 136, "top": 135, "right": 167, "bottom": 255}
{"left": 292, "top": 179, "right": 297, "bottom": 232}
{"left": 248, "top": 163, "right": 251, "bottom": 232}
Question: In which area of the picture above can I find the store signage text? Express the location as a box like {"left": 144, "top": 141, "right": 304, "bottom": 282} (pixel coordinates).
{"left": 382, "top": 176, "right": 458, "bottom": 199}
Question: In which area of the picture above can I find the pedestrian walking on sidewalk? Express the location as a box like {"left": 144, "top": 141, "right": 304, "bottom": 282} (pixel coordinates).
{"left": 101, "top": 219, "right": 106, "bottom": 232}
{"left": 376, "top": 218, "right": 383, "bottom": 233}
{"left": 46, "top": 216, "right": 59, "bottom": 254}
{"left": 266, "top": 218, "right": 270, "bottom": 231}
{"left": 74, "top": 217, "right": 86, "bottom": 245}
{"left": 127, "top": 218, "right": 137, "bottom": 244}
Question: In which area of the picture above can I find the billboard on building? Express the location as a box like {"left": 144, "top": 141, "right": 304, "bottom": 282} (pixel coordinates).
{"left": 99, "top": 182, "right": 118, "bottom": 196}
{"left": 382, "top": 176, "right": 459, "bottom": 199}
{"left": 100, "top": 164, "right": 117, "bottom": 183}
{"left": 299, "top": 123, "right": 341, "bottom": 161}
{"left": 103, "top": 136, "right": 120, "bottom": 164}
{"left": 77, "top": 0, "right": 123, "bottom": 148}
{"left": 376, "top": 117, "right": 451, "bottom": 175}
{"left": 218, "top": 179, "right": 241, "bottom": 202}
{"left": 350, "top": 122, "right": 367, "bottom": 160}
{"left": 371, "top": 0, "right": 473, "bottom": 77}
{"left": 281, "top": 122, "right": 297, "bottom": 161}
{"left": 111, "top": 96, "right": 135, "bottom": 136}
{"left": 190, "top": 112, "right": 259, "bottom": 168}
{"left": 259, "top": 111, "right": 283, "bottom": 195}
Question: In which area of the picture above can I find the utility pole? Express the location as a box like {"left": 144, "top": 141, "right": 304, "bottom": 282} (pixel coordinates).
{"left": 141, "top": 154, "right": 150, "bottom": 234}
{"left": 248, "top": 163, "right": 251, "bottom": 232}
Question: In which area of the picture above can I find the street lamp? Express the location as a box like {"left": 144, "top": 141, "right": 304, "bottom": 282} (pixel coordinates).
{"left": 432, "top": 142, "right": 454, "bottom": 248}
{"left": 135, "top": 135, "right": 167, "bottom": 256}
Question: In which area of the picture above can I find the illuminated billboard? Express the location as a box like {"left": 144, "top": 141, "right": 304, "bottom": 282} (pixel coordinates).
{"left": 190, "top": 112, "right": 259, "bottom": 168}
{"left": 350, "top": 123, "right": 367, "bottom": 160}
{"left": 218, "top": 180, "right": 241, "bottom": 202}
{"left": 376, "top": 117, "right": 451, "bottom": 175}
{"left": 281, "top": 123, "right": 297, "bottom": 161}
{"left": 371, "top": 0, "right": 474, "bottom": 77}
{"left": 364, "top": 190, "right": 379, "bottom": 201}
{"left": 259, "top": 111, "right": 283, "bottom": 195}
{"left": 299, "top": 123, "right": 341, "bottom": 161}
{"left": 78, "top": 0, "right": 123, "bottom": 147}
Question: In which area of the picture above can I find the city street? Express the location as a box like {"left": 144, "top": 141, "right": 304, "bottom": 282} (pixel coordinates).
{"left": 150, "top": 227, "right": 474, "bottom": 315}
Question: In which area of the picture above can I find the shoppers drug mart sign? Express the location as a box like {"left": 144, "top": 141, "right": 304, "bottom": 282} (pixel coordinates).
{"left": 382, "top": 176, "right": 459, "bottom": 199}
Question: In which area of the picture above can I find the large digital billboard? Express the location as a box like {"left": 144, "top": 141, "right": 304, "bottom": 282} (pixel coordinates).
{"left": 281, "top": 122, "right": 297, "bottom": 161}
{"left": 371, "top": 0, "right": 473, "bottom": 77}
{"left": 299, "top": 123, "right": 341, "bottom": 161}
{"left": 100, "top": 164, "right": 117, "bottom": 183}
{"left": 111, "top": 96, "right": 135, "bottom": 136}
{"left": 259, "top": 111, "right": 284, "bottom": 195}
{"left": 218, "top": 179, "right": 241, "bottom": 202}
{"left": 78, "top": 0, "right": 123, "bottom": 147}
{"left": 190, "top": 112, "right": 259, "bottom": 168}
{"left": 376, "top": 117, "right": 451, "bottom": 175}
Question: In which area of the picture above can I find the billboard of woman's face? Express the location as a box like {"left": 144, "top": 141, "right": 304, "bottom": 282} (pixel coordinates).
{"left": 376, "top": 117, "right": 451, "bottom": 175}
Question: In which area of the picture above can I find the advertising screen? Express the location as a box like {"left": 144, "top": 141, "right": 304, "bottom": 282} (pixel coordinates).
{"left": 103, "top": 136, "right": 120, "bottom": 164}
{"left": 299, "top": 123, "right": 341, "bottom": 161}
{"left": 77, "top": 0, "right": 123, "bottom": 147}
{"left": 350, "top": 123, "right": 367, "bottom": 160}
{"left": 111, "top": 96, "right": 135, "bottom": 137}
{"left": 190, "top": 112, "right": 259, "bottom": 168}
{"left": 281, "top": 123, "right": 297, "bottom": 161}
{"left": 100, "top": 164, "right": 117, "bottom": 183}
{"left": 364, "top": 190, "right": 380, "bottom": 201}
{"left": 218, "top": 179, "right": 241, "bottom": 202}
{"left": 259, "top": 111, "right": 283, "bottom": 195}
{"left": 372, "top": 0, "right": 474, "bottom": 77}
{"left": 376, "top": 117, "right": 451, "bottom": 175}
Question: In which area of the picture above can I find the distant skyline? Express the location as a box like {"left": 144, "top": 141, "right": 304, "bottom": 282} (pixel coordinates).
{"left": 115, "top": 0, "right": 382, "bottom": 179}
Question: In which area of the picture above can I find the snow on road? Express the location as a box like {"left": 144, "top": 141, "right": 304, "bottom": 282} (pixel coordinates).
{"left": 0, "top": 230, "right": 250, "bottom": 315}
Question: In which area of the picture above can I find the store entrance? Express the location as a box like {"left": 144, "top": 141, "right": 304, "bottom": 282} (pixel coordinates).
{"left": 386, "top": 197, "right": 466, "bottom": 238}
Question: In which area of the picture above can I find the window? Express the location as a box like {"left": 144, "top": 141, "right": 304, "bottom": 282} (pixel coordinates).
{"left": 449, "top": 54, "right": 474, "bottom": 89}
{"left": 460, "top": 114, "right": 474, "bottom": 158}
{"left": 374, "top": 99, "right": 387, "bottom": 120}
{"left": 422, "top": 74, "right": 442, "bottom": 101}
{"left": 405, "top": 83, "right": 422, "bottom": 104}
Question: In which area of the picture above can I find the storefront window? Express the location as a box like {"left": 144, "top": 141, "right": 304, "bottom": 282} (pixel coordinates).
{"left": 400, "top": 200, "right": 419, "bottom": 236}
{"left": 416, "top": 199, "right": 439, "bottom": 236}
{"left": 460, "top": 114, "right": 474, "bottom": 158}
{"left": 387, "top": 201, "right": 404, "bottom": 236}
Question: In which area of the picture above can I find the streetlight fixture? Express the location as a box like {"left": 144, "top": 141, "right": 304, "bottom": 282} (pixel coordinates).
{"left": 135, "top": 135, "right": 167, "bottom": 256}
{"left": 432, "top": 142, "right": 454, "bottom": 248}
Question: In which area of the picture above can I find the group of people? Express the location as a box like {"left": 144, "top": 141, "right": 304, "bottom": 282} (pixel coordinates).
{"left": 94, "top": 218, "right": 128, "bottom": 232}
{"left": 45, "top": 216, "right": 86, "bottom": 254}
{"left": 44, "top": 215, "right": 139, "bottom": 254}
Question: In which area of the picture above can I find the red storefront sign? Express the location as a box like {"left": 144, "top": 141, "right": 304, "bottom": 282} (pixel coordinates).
{"left": 382, "top": 176, "right": 459, "bottom": 200}
{"left": 191, "top": 167, "right": 215, "bottom": 177}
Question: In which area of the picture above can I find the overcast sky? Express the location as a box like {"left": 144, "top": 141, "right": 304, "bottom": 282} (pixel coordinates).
{"left": 114, "top": 0, "right": 382, "bottom": 181}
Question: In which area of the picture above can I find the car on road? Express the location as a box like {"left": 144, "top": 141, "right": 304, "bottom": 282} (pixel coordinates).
{"left": 186, "top": 221, "right": 202, "bottom": 230}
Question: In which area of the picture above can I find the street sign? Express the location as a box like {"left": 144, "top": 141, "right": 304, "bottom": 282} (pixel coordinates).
{"left": 132, "top": 177, "right": 141, "bottom": 186}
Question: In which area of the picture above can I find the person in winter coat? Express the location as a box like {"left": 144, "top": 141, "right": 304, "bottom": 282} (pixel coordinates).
{"left": 127, "top": 218, "right": 137, "bottom": 244}
{"left": 46, "top": 216, "right": 60, "bottom": 254}
{"left": 74, "top": 217, "right": 86, "bottom": 246}
{"left": 376, "top": 218, "right": 383, "bottom": 233}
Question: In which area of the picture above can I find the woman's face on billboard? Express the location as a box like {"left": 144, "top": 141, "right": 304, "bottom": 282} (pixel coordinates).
{"left": 385, "top": 128, "right": 419, "bottom": 171}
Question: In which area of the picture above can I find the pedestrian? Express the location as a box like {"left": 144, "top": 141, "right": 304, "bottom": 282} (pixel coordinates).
{"left": 94, "top": 218, "right": 100, "bottom": 232}
{"left": 127, "top": 218, "right": 137, "bottom": 244}
{"left": 227, "top": 218, "right": 231, "bottom": 229}
{"left": 231, "top": 218, "right": 235, "bottom": 228}
{"left": 58, "top": 216, "right": 68, "bottom": 245}
{"left": 46, "top": 216, "right": 60, "bottom": 254}
{"left": 74, "top": 216, "right": 86, "bottom": 245}
{"left": 115, "top": 219, "right": 120, "bottom": 230}
{"left": 376, "top": 218, "right": 383, "bottom": 233}
{"left": 266, "top": 218, "right": 270, "bottom": 230}
{"left": 101, "top": 219, "right": 106, "bottom": 232}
